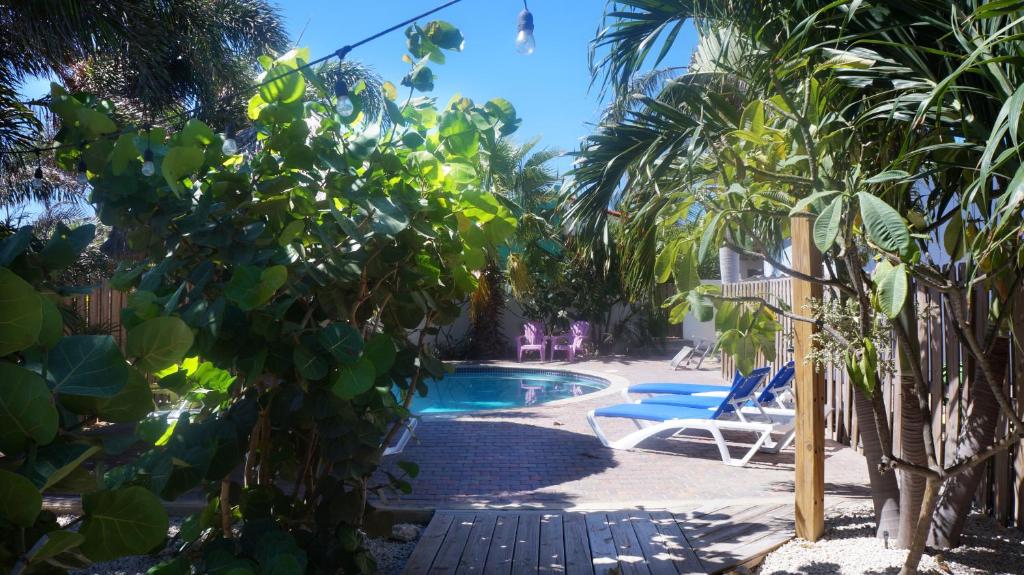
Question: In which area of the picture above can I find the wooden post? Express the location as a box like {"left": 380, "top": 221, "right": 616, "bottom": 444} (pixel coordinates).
{"left": 790, "top": 216, "right": 825, "bottom": 541}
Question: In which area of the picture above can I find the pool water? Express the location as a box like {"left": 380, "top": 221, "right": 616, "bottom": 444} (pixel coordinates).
{"left": 408, "top": 367, "right": 609, "bottom": 414}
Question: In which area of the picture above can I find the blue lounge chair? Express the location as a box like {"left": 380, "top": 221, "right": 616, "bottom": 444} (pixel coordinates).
{"left": 588, "top": 368, "right": 797, "bottom": 466}
{"left": 640, "top": 362, "right": 796, "bottom": 414}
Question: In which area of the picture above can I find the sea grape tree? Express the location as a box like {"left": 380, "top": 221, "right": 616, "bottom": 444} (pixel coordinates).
{"left": 4, "top": 21, "right": 520, "bottom": 573}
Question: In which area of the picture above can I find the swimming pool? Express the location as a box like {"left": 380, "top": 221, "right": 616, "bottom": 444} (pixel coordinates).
{"left": 409, "top": 367, "right": 610, "bottom": 414}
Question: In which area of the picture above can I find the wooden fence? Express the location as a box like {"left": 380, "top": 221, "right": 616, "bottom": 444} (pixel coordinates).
{"left": 64, "top": 282, "right": 128, "bottom": 348}
{"left": 722, "top": 277, "right": 1024, "bottom": 529}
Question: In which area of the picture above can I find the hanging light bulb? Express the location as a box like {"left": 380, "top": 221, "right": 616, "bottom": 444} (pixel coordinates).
{"left": 141, "top": 148, "right": 156, "bottom": 177}
{"left": 31, "top": 164, "right": 44, "bottom": 190}
{"left": 221, "top": 124, "right": 238, "bottom": 155}
{"left": 516, "top": 3, "right": 535, "bottom": 55}
{"left": 334, "top": 79, "right": 355, "bottom": 116}
{"left": 76, "top": 159, "right": 89, "bottom": 185}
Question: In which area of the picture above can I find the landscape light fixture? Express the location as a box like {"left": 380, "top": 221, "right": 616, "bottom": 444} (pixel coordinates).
{"left": 516, "top": 1, "right": 535, "bottom": 55}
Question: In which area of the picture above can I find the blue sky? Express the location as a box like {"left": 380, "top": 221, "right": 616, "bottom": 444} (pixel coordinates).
{"left": 21, "top": 0, "right": 696, "bottom": 175}
{"left": 278, "top": 0, "right": 697, "bottom": 171}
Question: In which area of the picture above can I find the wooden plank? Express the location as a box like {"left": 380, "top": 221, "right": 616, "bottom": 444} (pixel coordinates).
{"left": 606, "top": 512, "right": 651, "bottom": 575}
{"left": 649, "top": 510, "right": 704, "bottom": 575}
{"left": 432, "top": 514, "right": 479, "bottom": 574}
{"left": 584, "top": 513, "right": 619, "bottom": 575}
{"left": 484, "top": 514, "right": 520, "bottom": 575}
{"left": 457, "top": 513, "right": 498, "bottom": 574}
{"left": 626, "top": 511, "right": 682, "bottom": 575}
{"left": 790, "top": 216, "right": 825, "bottom": 541}
{"left": 538, "top": 514, "right": 565, "bottom": 575}
{"left": 697, "top": 527, "right": 794, "bottom": 573}
{"left": 512, "top": 513, "right": 541, "bottom": 575}
{"left": 404, "top": 512, "right": 457, "bottom": 575}
{"left": 686, "top": 505, "right": 788, "bottom": 546}
{"left": 562, "top": 513, "right": 593, "bottom": 575}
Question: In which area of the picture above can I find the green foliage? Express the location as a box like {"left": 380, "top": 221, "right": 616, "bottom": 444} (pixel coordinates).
{"left": 13, "top": 22, "right": 518, "bottom": 574}
{"left": 0, "top": 222, "right": 167, "bottom": 573}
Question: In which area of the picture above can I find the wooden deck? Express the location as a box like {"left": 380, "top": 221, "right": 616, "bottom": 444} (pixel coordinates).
{"left": 402, "top": 504, "right": 795, "bottom": 574}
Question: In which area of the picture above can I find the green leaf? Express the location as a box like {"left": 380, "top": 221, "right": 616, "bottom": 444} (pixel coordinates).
{"left": 224, "top": 265, "right": 288, "bottom": 311}
{"left": 37, "top": 295, "right": 63, "bottom": 348}
{"left": 0, "top": 226, "right": 32, "bottom": 266}
{"left": 110, "top": 133, "right": 140, "bottom": 175}
{"left": 331, "top": 358, "right": 376, "bottom": 399}
{"left": 76, "top": 108, "right": 117, "bottom": 138}
{"left": 857, "top": 192, "right": 909, "bottom": 252}
{"left": 278, "top": 220, "right": 305, "bottom": 246}
{"left": 687, "top": 291, "right": 715, "bottom": 322}
{"left": 162, "top": 146, "right": 205, "bottom": 191}
{"left": 789, "top": 190, "right": 841, "bottom": 215}
{"left": 813, "top": 197, "right": 844, "bottom": 252}
{"left": 293, "top": 345, "right": 328, "bottom": 381}
{"left": 424, "top": 21, "right": 464, "bottom": 50}
{"left": 64, "top": 369, "right": 154, "bottom": 423}
{"left": 50, "top": 335, "right": 130, "bottom": 397}
{"left": 438, "top": 111, "right": 479, "bottom": 158}
{"left": 181, "top": 119, "right": 215, "bottom": 146}
{"left": 0, "top": 363, "right": 59, "bottom": 453}
{"left": 865, "top": 170, "right": 910, "bottom": 184}
{"left": 366, "top": 196, "right": 410, "bottom": 235}
{"left": 127, "top": 317, "right": 195, "bottom": 373}
{"left": 318, "top": 323, "right": 363, "bottom": 364}
{"left": 79, "top": 486, "right": 169, "bottom": 562}
{"left": 874, "top": 261, "right": 909, "bottom": 319}
{"left": 22, "top": 441, "right": 101, "bottom": 491}
{"left": 40, "top": 223, "right": 96, "bottom": 271}
{"left": 364, "top": 335, "right": 396, "bottom": 374}
{"left": 672, "top": 246, "right": 700, "bottom": 292}
{"left": 0, "top": 468, "right": 42, "bottom": 526}
{"left": 25, "top": 530, "right": 86, "bottom": 564}
{"left": 943, "top": 211, "right": 965, "bottom": 261}
{"left": 260, "top": 65, "right": 305, "bottom": 104}
{"left": 0, "top": 267, "right": 42, "bottom": 355}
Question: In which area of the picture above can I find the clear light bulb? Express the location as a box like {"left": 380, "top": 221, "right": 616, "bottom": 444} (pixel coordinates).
{"left": 336, "top": 95, "right": 355, "bottom": 116}
{"left": 222, "top": 137, "right": 238, "bottom": 155}
{"left": 516, "top": 9, "right": 535, "bottom": 55}
{"left": 32, "top": 166, "right": 44, "bottom": 190}
{"left": 334, "top": 79, "right": 355, "bottom": 116}
{"left": 77, "top": 160, "right": 89, "bottom": 185}
{"left": 141, "top": 149, "right": 155, "bottom": 176}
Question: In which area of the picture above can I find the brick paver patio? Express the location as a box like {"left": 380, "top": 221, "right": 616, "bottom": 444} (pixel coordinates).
{"left": 377, "top": 357, "right": 870, "bottom": 510}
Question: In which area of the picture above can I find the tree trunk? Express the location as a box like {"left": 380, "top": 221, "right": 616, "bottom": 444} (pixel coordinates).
{"left": 900, "top": 476, "right": 942, "bottom": 575}
{"left": 896, "top": 306, "right": 929, "bottom": 549}
{"left": 928, "top": 336, "right": 1009, "bottom": 548}
{"left": 853, "top": 386, "right": 901, "bottom": 539}
{"left": 896, "top": 374, "right": 928, "bottom": 548}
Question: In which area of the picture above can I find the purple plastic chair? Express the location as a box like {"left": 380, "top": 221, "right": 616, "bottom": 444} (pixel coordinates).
{"left": 550, "top": 321, "right": 592, "bottom": 362}
{"left": 516, "top": 321, "right": 547, "bottom": 362}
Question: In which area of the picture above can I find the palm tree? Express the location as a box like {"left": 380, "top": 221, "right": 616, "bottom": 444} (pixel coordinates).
{"left": 464, "top": 137, "right": 562, "bottom": 357}
{"left": 0, "top": 0, "right": 289, "bottom": 205}
{"left": 565, "top": 3, "right": 1024, "bottom": 568}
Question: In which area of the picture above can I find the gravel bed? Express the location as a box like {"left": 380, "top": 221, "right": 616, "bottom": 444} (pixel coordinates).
{"left": 61, "top": 516, "right": 421, "bottom": 575}
{"left": 757, "top": 503, "right": 1024, "bottom": 575}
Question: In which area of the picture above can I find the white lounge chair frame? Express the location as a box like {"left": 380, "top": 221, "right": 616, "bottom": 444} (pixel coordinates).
{"left": 382, "top": 417, "right": 419, "bottom": 456}
{"left": 586, "top": 408, "right": 795, "bottom": 467}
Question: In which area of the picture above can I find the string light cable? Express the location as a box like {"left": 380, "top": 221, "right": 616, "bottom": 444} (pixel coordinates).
{"left": 6, "top": 0, "right": 473, "bottom": 157}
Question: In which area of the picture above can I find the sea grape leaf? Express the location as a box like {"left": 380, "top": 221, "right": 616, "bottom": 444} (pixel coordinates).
{"left": 49, "top": 335, "right": 130, "bottom": 397}
{"left": 127, "top": 317, "right": 195, "bottom": 373}
{"left": 79, "top": 486, "right": 169, "bottom": 561}
{"left": 0, "top": 363, "right": 59, "bottom": 453}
